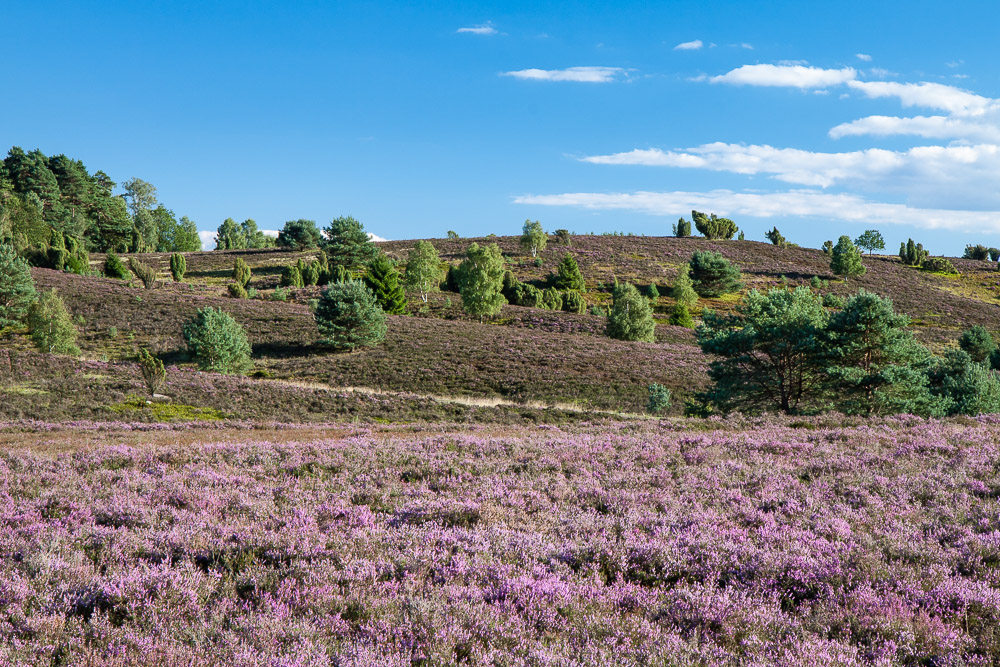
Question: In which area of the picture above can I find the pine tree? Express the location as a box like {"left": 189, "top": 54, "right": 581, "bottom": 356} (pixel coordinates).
{"left": 323, "top": 216, "right": 378, "bottom": 270}
{"left": 363, "top": 255, "right": 407, "bottom": 315}
{"left": 137, "top": 348, "right": 166, "bottom": 396}
{"left": 280, "top": 264, "right": 304, "bottom": 288}
{"left": 765, "top": 227, "right": 786, "bottom": 247}
{"left": 314, "top": 280, "right": 387, "bottom": 350}
{"left": 0, "top": 243, "right": 37, "bottom": 328}
{"left": 689, "top": 251, "right": 743, "bottom": 297}
{"left": 673, "top": 218, "right": 691, "bottom": 237}
{"left": 551, "top": 253, "right": 585, "bottom": 292}
{"left": 958, "top": 325, "right": 996, "bottom": 363}
{"left": 669, "top": 302, "right": 694, "bottom": 328}
{"left": 670, "top": 263, "right": 698, "bottom": 308}
{"left": 830, "top": 235, "right": 866, "bottom": 279}
{"left": 104, "top": 250, "right": 131, "bottom": 280}
{"left": 606, "top": 282, "right": 656, "bottom": 342}
{"left": 691, "top": 210, "right": 738, "bottom": 240}
{"left": 27, "top": 289, "right": 79, "bottom": 355}
{"left": 824, "top": 290, "right": 942, "bottom": 416}
{"left": 404, "top": 240, "right": 442, "bottom": 302}
{"left": 457, "top": 242, "right": 506, "bottom": 322}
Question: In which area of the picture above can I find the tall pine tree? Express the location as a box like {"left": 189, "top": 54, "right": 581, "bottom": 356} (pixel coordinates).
{"left": 363, "top": 255, "right": 407, "bottom": 314}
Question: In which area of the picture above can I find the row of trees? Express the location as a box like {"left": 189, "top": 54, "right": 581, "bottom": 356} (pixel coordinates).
{"left": 695, "top": 287, "right": 1000, "bottom": 417}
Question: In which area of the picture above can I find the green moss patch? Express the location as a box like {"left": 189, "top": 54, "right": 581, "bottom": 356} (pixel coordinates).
{"left": 109, "top": 396, "right": 227, "bottom": 421}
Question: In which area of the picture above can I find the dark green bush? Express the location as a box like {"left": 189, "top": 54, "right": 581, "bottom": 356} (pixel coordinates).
{"left": 314, "top": 280, "right": 387, "bottom": 351}
{"left": 182, "top": 307, "right": 253, "bottom": 374}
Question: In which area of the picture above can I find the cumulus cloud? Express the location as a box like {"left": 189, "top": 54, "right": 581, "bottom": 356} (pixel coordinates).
{"left": 673, "top": 39, "right": 703, "bottom": 51}
{"left": 457, "top": 24, "right": 497, "bottom": 35}
{"left": 501, "top": 66, "right": 629, "bottom": 83}
{"left": 710, "top": 64, "right": 857, "bottom": 88}
{"left": 856, "top": 53, "right": 872, "bottom": 62}
{"left": 515, "top": 189, "right": 1000, "bottom": 233}
{"left": 198, "top": 231, "right": 217, "bottom": 251}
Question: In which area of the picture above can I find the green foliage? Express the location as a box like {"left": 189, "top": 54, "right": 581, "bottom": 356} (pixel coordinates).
{"left": 323, "top": 216, "right": 378, "bottom": 271}
{"left": 182, "top": 307, "right": 253, "bottom": 374}
{"left": 269, "top": 287, "right": 289, "bottom": 302}
{"left": 277, "top": 219, "right": 322, "bottom": 250}
{"left": 447, "top": 230, "right": 459, "bottom": 240}
{"left": 821, "top": 240, "right": 833, "bottom": 255}
{"left": 232, "top": 258, "right": 251, "bottom": 287}
{"left": 899, "top": 239, "right": 928, "bottom": 267}
{"left": 540, "top": 287, "right": 563, "bottom": 311}
{"left": 810, "top": 276, "right": 825, "bottom": 290}
{"left": 824, "top": 290, "right": 942, "bottom": 416}
{"left": 214, "top": 218, "right": 243, "bottom": 250}
{"left": 668, "top": 303, "right": 694, "bottom": 328}
{"left": 963, "top": 244, "right": 990, "bottom": 261}
{"left": 227, "top": 282, "right": 248, "bottom": 299}
{"left": 0, "top": 244, "right": 37, "bottom": 328}
{"left": 27, "top": 289, "right": 79, "bottom": 355}
{"left": 169, "top": 253, "right": 186, "bottom": 282}
{"left": 691, "top": 210, "right": 738, "bottom": 240}
{"left": 647, "top": 383, "right": 671, "bottom": 414}
{"left": 512, "top": 282, "right": 543, "bottom": 308}
{"left": 364, "top": 255, "right": 407, "bottom": 315}
{"left": 696, "top": 287, "right": 829, "bottom": 414}
{"left": 457, "top": 242, "right": 506, "bottom": 322}
{"left": 765, "top": 226, "right": 786, "bottom": 247}
{"left": 670, "top": 264, "right": 698, "bottom": 307}
{"left": 128, "top": 257, "right": 157, "bottom": 289}
{"left": 302, "top": 261, "right": 321, "bottom": 286}
{"left": 520, "top": 219, "right": 547, "bottom": 257}
{"left": 990, "top": 248, "right": 1000, "bottom": 262}
{"left": 737, "top": 231, "right": 745, "bottom": 241}
{"left": 645, "top": 283, "right": 660, "bottom": 300}
{"left": 442, "top": 264, "right": 461, "bottom": 293}
{"left": 689, "top": 251, "right": 743, "bottom": 297}
{"left": 822, "top": 292, "right": 845, "bottom": 309}
{"left": 830, "top": 235, "right": 866, "bottom": 280}
{"left": 606, "top": 283, "right": 656, "bottom": 342}
{"left": 280, "top": 264, "right": 304, "bottom": 288}
{"left": 137, "top": 348, "right": 166, "bottom": 396}
{"left": 314, "top": 280, "right": 387, "bottom": 351}
{"left": 554, "top": 229, "right": 571, "bottom": 245}
{"left": 672, "top": 218, "right": 691, "bottom": 237}
{"left": 404, "top": 240, "right": 442, "bottom": 303}
{"left": 562, "top": 290, "right": 586, "bottom": 314}
{"left": 551, "top": 253, "right": 585, "bottom": 292}
{"left": 918, "top": 256, "right": 957, "bottom": 274}
{"left": 853, "top": 230, "right": 885, "bottom": 256}
{"left": 958, "top": 325, "right": 996, "bottom": 363}
{"left": 929, "top": 350, "right": 1000, "bottom": 416}
{"left": 156, "top": 214, "right": 201, "bottom": 253}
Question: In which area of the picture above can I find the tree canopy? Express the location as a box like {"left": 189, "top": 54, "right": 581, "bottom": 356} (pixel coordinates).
{"left": 404, "top": 240, "right": 442, "bottom": 303}
{"left": 457, "top": 242, "right": 506, "bottom": 322}
{"left": 520, "top": 220, "right": 547, "bottom": 258}
{"left": 691, "top": 210, "right": 738, "bottom": 240}
{"left": 323, "top": 216, "right": 378, "bottom": 270}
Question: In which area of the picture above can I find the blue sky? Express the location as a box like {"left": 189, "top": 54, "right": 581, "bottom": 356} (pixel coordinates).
{"left": 3, "top": 1, "right": 1000, "bottom": 254}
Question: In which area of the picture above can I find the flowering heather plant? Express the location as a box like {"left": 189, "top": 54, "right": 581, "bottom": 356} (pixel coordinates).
{"left": 2, "top": 416, "right": 1000, "bottom": 664}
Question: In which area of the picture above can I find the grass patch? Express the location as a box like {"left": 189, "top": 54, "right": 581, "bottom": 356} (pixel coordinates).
{"left": 109, "top": 396, "right": 228, "bottom": 421}
{"left": 0, "top": 385, "right": 48, "bottom": 396}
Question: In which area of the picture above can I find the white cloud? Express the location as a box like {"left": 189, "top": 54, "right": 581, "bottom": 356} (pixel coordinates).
{"left": 457, "top": 24, "right": 497, "bottom": 35}
{"left": 846, "top": 80, "right": 995, "bottom": 116}
{"left": 515, "top": 189, "right": 1000, "bottom": 233}
{"left": 710, "top": 64, "right": 857, "bottom": 88}
{"left": 579, "top": 142, "right": 1000, "bottom": 192}
{"left": 829, "top": 114, "right": 1000, "bottom": 142}
{"left": 673, "top": 39, "right": 703, "bottom": 51}
{"left": 501, "top": 66, "right": 629, "bottom": 83}
{"left": 856, "top": 53, "right": 872, "bottom": 62}
{"left": 737, "top": 43, "right": 753, "bottom": 50}
{"left": 368, "top": 233, "right": 388, "bottom": 242}
{"left": 199, "top": 231, "right": 217, "bottom": 251}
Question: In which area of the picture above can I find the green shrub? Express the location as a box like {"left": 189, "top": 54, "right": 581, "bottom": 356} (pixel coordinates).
{"left": 551, "top": 253, "right": 585, "bottom": 292}
{"left": 457, "top": 243, "right": 505, "bottom": 322}
{"left": 920, "top": 257, "right": 958, "bottom": 274}
{"left": 0, "top": 244, "right": 37, "bottom": 328}
{"left": 104, "top": 250, "right": 131, "bottom": 280}
{"left": 822, "top": 292, "right": 845, "bottom": 309}
{"left": 668, "top": 302, "right": 694, "bottom": 328}
{"left": 671, "top": 264, "right": 698, "bottom": 308}
{"left": 554, "top": 229, "right": 571, "bottom": 245}
{"left": 672, "top": 218, "right": 691, "bottom": 237}
{"left": 27, "top": 289, "right": 80, "bottom": 355}
{"left": 137, "top": 348, "right": 166, "bottom": 396}
{"left": 269, "top": 287, "right": 289, "bottom": 301}
{"left": 227, "top": 282, "right": 247, "bottom": 299}
{"left": 606, "top": 283, "right": 656, "bottom": 342}
{"left": 647, "top": 384, "right": 671, "bottom": 414}
{"left": 899, "top": 239, "right": 928, "bottom": 267}
{"left": 689, "top": 251, "right": 743, "bottom": 297}
{"left": 129, "top": 257, "right": 157, "bottom": 289}
{"left": 169, "top": 253, "right": 186, "bottom": 281}
{"left": 303, "top": 261, "right": 321, "bottom": 286}
{"left": 645, "top": 284, "right": 660, "bottom": 300}
{"left": 958, "top": 325, "right": 996, "bottom": 363}
{"left": 830, "top": 235, "right": 866, "bottom": 280}
{"left": 540, "top": 287, "right": 563, "bottom": 311}
{"left": 314, "top": 280, "right": 387, "bottom": 351}
{"left": 363, "top": 255, "right": 407, "bottom": 314}
{"left": 990, "top": 248, "right": 1000, "bottom": 262}
{"left": 280, "top": 264, "right": 304, "bottom": 288}
{"left": 821, "top": 240, "right": 833, "bottom": 255}
{"left": 233, "top": 258, "right": 252, "bottom": 287}
{"left": 963, "top": 244, "right": 990, "bottom": 261}
{"left": 514, "top": 283, "right": 543, "bottom": 308}
{"left": 276, "top": 219, "right": 322, "bottom": 250}
{"left": 765, "top": 226, "right": 786, "bottom": 247}
{"left": 182, "top": 307, "right": 253, "bottom": 374}
{"left": 562, "top": 290, "right": 586, "bottom": 314}
{"left": 588, "top": 305, "right": 606, "bottom": 317}
{"left": 691, "top": 210, "right": 738, "bottom": 240}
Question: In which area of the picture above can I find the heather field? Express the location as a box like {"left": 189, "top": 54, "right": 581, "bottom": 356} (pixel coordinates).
{"left": 2, "top": 416, "right": 1000, "bottom": 665}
